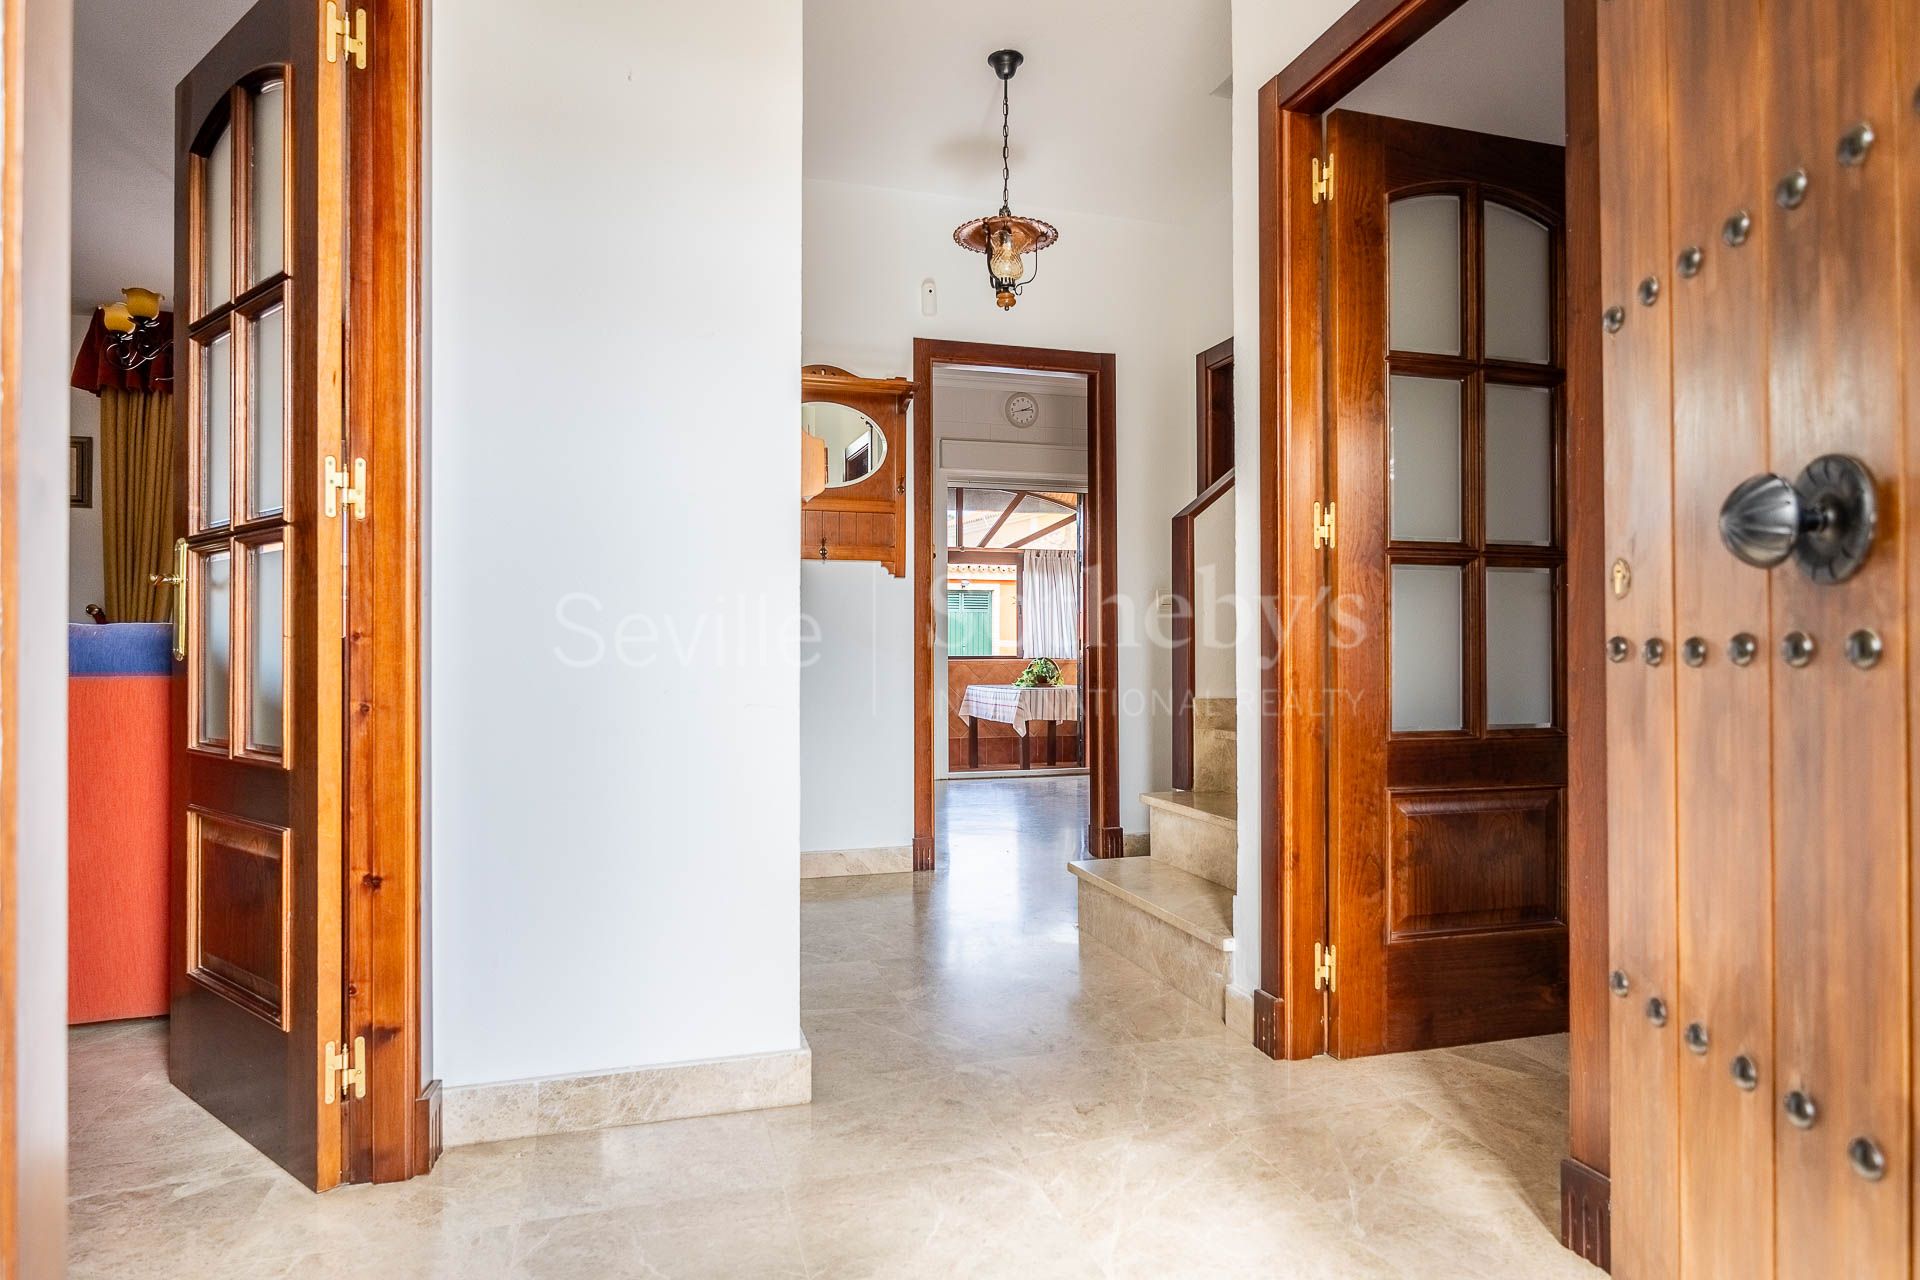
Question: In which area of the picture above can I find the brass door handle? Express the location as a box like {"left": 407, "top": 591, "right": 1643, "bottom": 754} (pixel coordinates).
{"left": 153, "top": 538, "right": 187, "bottom": 659}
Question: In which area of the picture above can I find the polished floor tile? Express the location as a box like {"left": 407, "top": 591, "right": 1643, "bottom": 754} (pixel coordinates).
{"left": 68, "top": 776, "right": 1599, "bottom": 1278}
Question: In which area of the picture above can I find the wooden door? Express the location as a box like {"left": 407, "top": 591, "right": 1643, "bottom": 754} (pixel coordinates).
{"left": 1326, "top": 111, "right": 1568, "bottom": 1057}
{"left": 167, "top": 0, "right": 348, "bottom": 1191}
{"left": 1601, "top": 0, "right": 1917, "bottom": 1276}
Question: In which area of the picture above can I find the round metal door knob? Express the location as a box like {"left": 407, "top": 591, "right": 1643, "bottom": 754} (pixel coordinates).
{"left": 1645, "top": 996, "right": 1669, "bottom": 1027}
{"left": 1849, "top": 1137, "right": 1887, "bottom": 1181}
{"left": 1683, "top": 1022, "right": 1710, "bottom": 1055}
{"left": 1730, "top": 1054, "right": 1760, "bottom": 1091}
{"left": 1643, "top": 638, "right": 1667, "bottom": 667}
{"left": 1609, "top": 969, "right": 1631, "bottom": 997}
{"left": 1681, "top": 637, "right": 1708, "bottom": 667}
{"left": 1728, "top": 633, "right": 1759, "bottom": 666}
{"left": 1607, "top": 636, "right": 1631, "bottom": 663}
{"left": 1723, "top": 209, "right": 1752, "bottom": 247}
{"left": 1603, "top": 305, "right": 1626, "bottom": 334}
{"left": 1637, "top": 276, "right": 1661, "bottom": 306}
{"left": 1719, "top": 454, "right": 1878, "bottom": 584}
{"left": 1783, "top": 1089, "right": 1818, "bottom": 1129}
{"left": 1677, "top": 246, "right": 1704, "bottom": 278}
{"left": 1846, "top": 629, "right": 1883, "bottom": 669}
{"left": 1782, "top": 631, "right": 1816, "bottom": 668}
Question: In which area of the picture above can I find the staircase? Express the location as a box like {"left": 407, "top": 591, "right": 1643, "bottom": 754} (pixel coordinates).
{"left": 1070, "top": 697, "right": 1237, "bottom": 1017}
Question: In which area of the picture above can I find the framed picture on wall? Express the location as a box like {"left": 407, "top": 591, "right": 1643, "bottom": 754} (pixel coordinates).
{"left": 70, "top": 436, "right": 93, "bottom": 508}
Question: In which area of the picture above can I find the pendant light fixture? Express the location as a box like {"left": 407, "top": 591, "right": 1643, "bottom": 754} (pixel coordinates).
{"left": 953, "top": 50, "right": 1057, "bottom": 310}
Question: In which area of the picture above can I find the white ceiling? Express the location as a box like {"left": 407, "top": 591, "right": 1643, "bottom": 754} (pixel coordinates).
{"left": 1334, "top": 0, "right": 1565, "bottom": 145}
{"left": 804, "top": 0, "right": 1232, "bottom": 226}
{"left": 72, "top": 0, "right": 255, "bottom": 312}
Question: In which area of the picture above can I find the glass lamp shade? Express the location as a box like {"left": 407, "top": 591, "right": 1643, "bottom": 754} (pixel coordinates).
{"left": 123, "top": 287, "right": 163, "bottom": 320}
{"left": 102, "top": 302, "right": 136, "bottom": 334}
{"left": 988, "top": 228, "right": 1027, "bottom": 286}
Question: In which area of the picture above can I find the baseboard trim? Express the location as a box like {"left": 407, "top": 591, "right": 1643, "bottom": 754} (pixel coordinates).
{"left": 441, "top": 1037, "right": 812, "bottom": 1148}
{"left": 912, "top": 835, "right": 935, "bottom": 871}
{"left": 1223, "top": 984, "right": 1255, "bottom": 1042}
{"left": 1559, "top": 1156, "right": 1611, "bottom": 1271}
{"left": 1252, "top": 986, "right": 1281, "bottom": 1059}
{"left": 800, "top": 846, "right": 914, "bottom": 878}
{"left": 414, "top": 1079, "right": 442, "bottom": 1174}
{"left": 1091, "top": 824, "right": 1125, "bottom": 858}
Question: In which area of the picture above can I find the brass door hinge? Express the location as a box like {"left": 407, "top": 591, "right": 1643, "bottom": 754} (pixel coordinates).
{"left": 1313, "top": 941, "right": 1337, "bottom": 993}
{"left": 1311, "top": 155, "right": 1333, "bottom": 204}
{"left": 1312, "top": 500, "right": 1337, "bottom": 550}
{"left": 323, "top": 1035, "right": 366, "bottom": 1105}
{"left": 325, "top": 455, "right": 368, "bottom": 520}
{"left": 325, "top": 2, "right": 368, "bottom": 68}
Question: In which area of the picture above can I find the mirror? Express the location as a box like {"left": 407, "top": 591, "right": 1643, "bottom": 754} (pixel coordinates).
{"left": 801, "top": 401, "right": 887, "bottom": 488}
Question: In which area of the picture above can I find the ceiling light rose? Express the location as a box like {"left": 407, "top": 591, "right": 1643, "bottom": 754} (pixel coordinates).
{"left": 953, "top": 49, "right": 1057, "bottom": 310}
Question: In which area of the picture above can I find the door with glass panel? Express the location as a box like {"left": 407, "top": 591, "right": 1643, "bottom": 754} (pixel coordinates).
{"left": 1324, "top": 111, "right": 1567, "bottom": 1056}
{"left": 166, "top": 0, "right": 348, "bottom": 1189}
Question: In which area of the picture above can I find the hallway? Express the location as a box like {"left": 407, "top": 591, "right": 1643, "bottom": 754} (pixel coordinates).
{"left": 68, "top": 776, "right": 1594, "bottom": 1277}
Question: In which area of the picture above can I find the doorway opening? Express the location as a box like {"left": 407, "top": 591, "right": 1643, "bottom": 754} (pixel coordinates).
{"left": 911, "top": 340, "right": 1120, "bottom": 870}
{"left": 1251, "top": 0, "right": 1604, "bottom": 1265}
{"left": 62, "top": 0, "right": 428, "bottom": 1194}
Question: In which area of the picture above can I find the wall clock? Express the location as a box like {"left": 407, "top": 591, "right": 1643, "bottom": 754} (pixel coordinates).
{"left": 1004, "top": 392, "right": 1040, "bottom": 428}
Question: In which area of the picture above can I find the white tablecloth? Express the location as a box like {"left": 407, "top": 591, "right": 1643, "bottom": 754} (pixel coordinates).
{"left": 958, "top": 683, "right": 1080, "bottom": 735}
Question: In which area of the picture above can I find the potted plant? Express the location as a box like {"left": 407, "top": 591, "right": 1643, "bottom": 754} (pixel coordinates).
{"left": 1014, "top": 657, "right": 1061, "bottom": 688}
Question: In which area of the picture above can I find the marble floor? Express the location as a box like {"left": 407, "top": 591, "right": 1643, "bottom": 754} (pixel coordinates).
{"left": 68, "top": 775, "right": 1599, "bottom": 1278}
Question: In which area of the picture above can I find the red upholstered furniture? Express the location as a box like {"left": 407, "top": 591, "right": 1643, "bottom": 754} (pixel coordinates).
{"left": 68, "top": 624, "right": 172, "bottom": 1024}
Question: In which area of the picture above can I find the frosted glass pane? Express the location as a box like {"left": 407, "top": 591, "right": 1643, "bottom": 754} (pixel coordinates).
{"left": 1485, "top": 384, "right": 1553, "bottom": 544}
{"left": 201, "top": 550, "right": 231, "bottom": 744}
{"left": 204, "top": 123, "right": 233, "bottom": 312}
{"left": 250, "top": 305, "right": 285, "bottom": 516}
{"left": 248, "top": 542, "right": 285, "bottom": 753}
{"left": 1389, "top": 375, "right": 1462, "bottom": 542}
{"left": 1487, "top": 568, "right": 1555, "bottom": 727}
{"left": 1390, "top": 195, "right": 1461, "bottom": 355}
{"left": 250, "top": 82, "right": 285, "bottom": 283}
{"left": 202, "top": 333, "right": 233, "bottom": 528}
{"left": 1392, "top": 564, "right": 1463, "bottom": 732}
{"left": 1485, "top": 203, "right": 1551, "bottom": 364}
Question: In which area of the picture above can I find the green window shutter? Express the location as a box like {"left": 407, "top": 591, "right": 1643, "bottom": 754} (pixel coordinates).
{"left": 946, "top": 589, "right": 994, "bottom": 657}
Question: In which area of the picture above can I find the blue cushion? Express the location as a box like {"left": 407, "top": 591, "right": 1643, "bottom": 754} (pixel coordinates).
{"left": 68, "top": 623, "right": 173, "bottom": 677}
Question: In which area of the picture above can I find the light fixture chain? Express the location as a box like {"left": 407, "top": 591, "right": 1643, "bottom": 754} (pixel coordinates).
{"left": 1000, "top": 77, "right": 1012, "bottom": 215}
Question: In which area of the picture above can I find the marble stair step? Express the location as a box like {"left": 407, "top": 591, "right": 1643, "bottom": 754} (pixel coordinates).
{"left": 1141, "top": 789, "right": 1236, "bottom": 830}
{"left": 1141, "top": 790, "right": 1237, "bottom": 890}
{"left": 1070, "top": 855, "right": 1234, "bottom": 1016}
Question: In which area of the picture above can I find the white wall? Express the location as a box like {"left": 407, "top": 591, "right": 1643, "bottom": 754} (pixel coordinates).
{"left": 801, "top": 177, "right": 1231, "bottom": 851}
{"left": 68, "top": 312, "right": 103, "bottom": 619}
{"left": 19, "top": 0, "right": 74, "bottom": 1269}
{"left": 429, "top": 0, "right": 803, "bottom": 1087}
{"left": 1191, "top": 489, "right": 1235, "bottom": 699}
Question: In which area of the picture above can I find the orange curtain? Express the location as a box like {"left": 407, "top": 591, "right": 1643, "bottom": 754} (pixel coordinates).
{"left": 98, "top": 387, "right": 175, "bottom": 623}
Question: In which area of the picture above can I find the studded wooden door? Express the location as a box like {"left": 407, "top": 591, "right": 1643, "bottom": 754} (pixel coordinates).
{"left": 167, "top": 0, "right": 349, "bottom": 1191}
{"left": 1599, "top": 0, "right": 1918, "bottom": 1275}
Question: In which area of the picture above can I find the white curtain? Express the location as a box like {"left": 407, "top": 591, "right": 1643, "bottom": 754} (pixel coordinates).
{"left": 1020, "top": 549, "right": 1081, "bottom": 659}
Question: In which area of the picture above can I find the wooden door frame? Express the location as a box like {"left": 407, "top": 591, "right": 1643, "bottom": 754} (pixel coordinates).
{"left": 1195, "top": 337, "right": 1235, "bottom": 491}
{"left": 0, "top": 0, "right": 21, "bottom": 1258}
{"left": 911, "top": 338, "right": 1121, "bottom": 867}
{"left": 341, "top": 0, "right": 433, "bottom": 1183}
{"left": 1253, "top": 0, "right": 1606, "bottom": 1265}
{"left": 329, "top": 0, "right": 427, "bottom": 1183}
{"left": 1170, "top": 469, "right": 1234, "bottom": 792}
